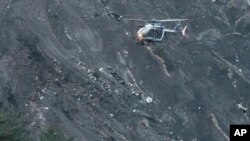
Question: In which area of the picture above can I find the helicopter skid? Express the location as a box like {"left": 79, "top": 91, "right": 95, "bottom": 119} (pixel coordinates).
{"left": 136, "top": 40, "right": 166, "bottom": 46}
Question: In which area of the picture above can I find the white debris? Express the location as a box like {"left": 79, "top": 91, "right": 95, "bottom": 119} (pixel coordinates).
{"left": 117, "top": 52, "right": 126, "bottom": 65}
{"left": 122, "top": 50, "right": 128, "bottom": 57}
{"left": 40, "top": 96, "right": 44, "bottom": 100}
{"left": 227, "top": 69, "right": 233, "bottom": 79}
{"left": 25, "top": 103, "right": 29, "bottom": 107}
{"left": 125, "top": 32, "right": 129, "bottom": 35}
{"left": 43, "top": 107, "right": 49, "bottom": 110}
{"left": 80, "top": 66, "right": 86, "bottom": 71}
{"left": 236, "top": 54, "right": 239, "bottom": 62}
{"left": 211, "top": 0, "right": 216, "bottom": 2}
{"left": 42, "top": 87, "right": 47, "bottom": 93}
{"left": 207, "top": 66, "right": 211, "bottom": 76}
{"left": 135, "top": 92, "right": 140, "bottom": 96}
{"left": 38, "top": 112, "right": 46, "bottom": 122}
{"left": 65, "top": 27, "right": 73, "bottom": 40}
{"left": 31, "top": 121, "right": 36, "bottom": 126}
{"left": 109, "top": 114, "right": 114, "bottom": 118}
{"left": 66, "top": 33, "right": 73, "bottom": 40}
{"left": 145, "top": 96, "right": 153, "bottom": 103}
{"left": 123, "top": 50, "right": 128, "bottom": 55}
{"left": 141, "top": 118, "right": 149, "bottom": 127}
{"left": 239, "top": 68, "right": 242, "bottom": 73}
{"left": 99, "top": 67, "right": 104, "bottom": 72}
{"left": 232, "top": 80, "right": 237, "bottom": 88}
{"left": 133, "top": 109, "right": 137, "bottom": 112}
{"left": 128, "top": 83, "right": 133, "bottom": 87}
{"left": 65, "top": 32, "right": 73, "bottom": 40}
{"left": 87, "top": 69, "right": 91, "bottom": 73}
{"left": 237, "top": 103, "right": 248, "bottom": 112}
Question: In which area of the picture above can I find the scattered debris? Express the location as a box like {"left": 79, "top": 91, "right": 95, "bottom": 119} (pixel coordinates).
{"left": 144, "top": 96, "right": 153, "bottom": 104}
{"left": 196, "top": 29, "right": 222, "bottom": 46}
{"left": 213, "top": 51, "right": 250, "bottom": 85}
{"left": 141, "top": 118, "right": 150, "bottom": 127}
{"left": 237, "top": 103, "right": 248, "bottom": 113}
{"left": 42, "top": 87, "right": 47, "bottom": 93}
{"left": 126, "top": 69, "right": 145, "bottom": 96}
{"left": 122, "top": 50, "right": 129, "bottom": 57}
{"left": 40, "top": 96, "right": 44, "bottom": 100}
{"left": 77, "top": 98, "right": 81, "bottom": 101}
{"left": 99, "top": 67, "right": 104, "bottom": 72}
{"left": 43, "top": 107, "right": 49, "bottom": 110}
{"left": 227, "top": 69, "right": 233, "bottom": 79}
{"left": 206, "top": 66, "right": 211, "bottom": 76}
{"left": 117, "top": 52, "right": 126, "bottom": 65}
{"left": 235, "top": 54, "right": 239, "bottom": 63}
{"left": 109, "top": 114, "right": 114, "bottom": 118}
{"left": 31, "top": 121, "right": 36, "bottom": 126}
{"left": 104, "top": 7, "right": 123, "bottom": 23}
{"left": 65, "top": 27, "right": 73, "bottom": 40}
{"left": 232, "top": 80, "right": 237, "bottom": 88}
{"left": 210, "top": 113, "right": 229, "bottom": 141}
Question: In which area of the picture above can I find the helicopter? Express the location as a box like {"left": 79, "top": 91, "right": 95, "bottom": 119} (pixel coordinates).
{"left": 126, "top": 18, "right": 189, "bottom": 45}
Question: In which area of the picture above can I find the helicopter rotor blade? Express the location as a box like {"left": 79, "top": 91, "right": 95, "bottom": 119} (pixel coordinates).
{"left": 148, "top": 19, "right": 189, "bottom": 22}
{"left": 124, "top": 18, "right": 147, "bottom": 23}
{"left": 124, "top": 18, "right": 189, "bottom": 23}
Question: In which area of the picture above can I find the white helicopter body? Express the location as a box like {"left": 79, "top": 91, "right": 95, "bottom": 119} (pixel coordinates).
{"left": 127, "top": 18, "right": 189, "bottom": 45}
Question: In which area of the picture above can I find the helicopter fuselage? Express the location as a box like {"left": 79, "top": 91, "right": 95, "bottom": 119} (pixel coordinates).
{"left": 137, "top": 23, "right": 165, "bottom": 42}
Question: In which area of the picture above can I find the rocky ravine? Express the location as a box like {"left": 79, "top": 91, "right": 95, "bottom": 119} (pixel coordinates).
{"left": 0, "top": 0, "right": 250, "bottom": 141}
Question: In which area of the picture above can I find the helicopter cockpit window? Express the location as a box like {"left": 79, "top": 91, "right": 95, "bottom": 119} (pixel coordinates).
{"left": 144, "top": 29, "right": 163, "bottom": 39}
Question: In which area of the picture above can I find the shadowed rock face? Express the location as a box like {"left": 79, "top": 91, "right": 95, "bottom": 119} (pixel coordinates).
{"left": 0, "top": 0, "right": 250, "bottom": 140}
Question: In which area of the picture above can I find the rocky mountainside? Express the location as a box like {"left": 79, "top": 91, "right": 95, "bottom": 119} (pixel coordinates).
{"left": 0, "top": 0, "right": 250, "bottom": 141}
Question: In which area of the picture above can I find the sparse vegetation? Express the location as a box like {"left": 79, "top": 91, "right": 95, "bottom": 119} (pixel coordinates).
{"left": 40, "top": 128, "right": 72, "bottom": 141}
{"left": 0, "top": 107, "right": 29, "bottom": 141}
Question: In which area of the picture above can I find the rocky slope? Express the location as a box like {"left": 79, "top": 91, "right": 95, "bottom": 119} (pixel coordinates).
{"left": 0, "top": 0, "right": 250, "bottom": 141}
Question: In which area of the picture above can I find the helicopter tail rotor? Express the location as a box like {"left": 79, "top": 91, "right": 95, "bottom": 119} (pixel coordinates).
{"left": 181, "top": 25, "right": 188, "bottom": 36}
{"left": 148, "top": 19, "right": 189, "bottom": 23}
